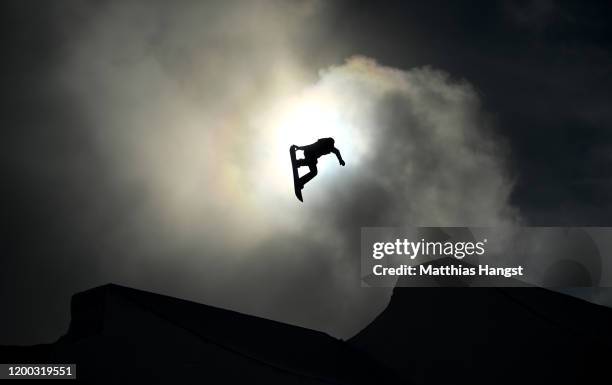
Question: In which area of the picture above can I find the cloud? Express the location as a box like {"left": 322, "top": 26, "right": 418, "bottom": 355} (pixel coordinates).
{"left": 2, "top": 1, "right": 518, "bottom": 342}
{"left": 243, "top": 57, "right": 519, "bottom": 337}
{"left": 308, "top": 57, "right": 518, "bottom": 226}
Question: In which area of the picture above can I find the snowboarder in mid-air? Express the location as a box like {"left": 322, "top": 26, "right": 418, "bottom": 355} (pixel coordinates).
{"left": 289, "top": 137, "right": 345, "bottom": 201}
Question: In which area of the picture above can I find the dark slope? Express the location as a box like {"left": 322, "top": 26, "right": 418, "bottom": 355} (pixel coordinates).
{"left": 349, "top": 279, "right": 612, "bottom": 385}
{"left": 0, "top": 284, "right": 400, "bottom": 384}
{"left": 3, "top": 280, "right": 612, "bottom": 385}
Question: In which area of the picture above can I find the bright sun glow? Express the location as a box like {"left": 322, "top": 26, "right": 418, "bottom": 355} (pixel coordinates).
{"left": 253, "top": 87, "right": 361, "bottom": 199}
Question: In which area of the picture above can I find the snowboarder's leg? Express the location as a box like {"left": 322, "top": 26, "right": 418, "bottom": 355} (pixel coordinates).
{"left": 298, "top": 163, "right": 317, "bottom": 188}
{"left": 296, "top": 150, "right": 314, "bottom": 168}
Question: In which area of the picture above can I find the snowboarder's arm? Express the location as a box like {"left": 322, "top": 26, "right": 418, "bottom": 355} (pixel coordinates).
{"left": 332, "top": 147, "right": 345, "bottom": 166}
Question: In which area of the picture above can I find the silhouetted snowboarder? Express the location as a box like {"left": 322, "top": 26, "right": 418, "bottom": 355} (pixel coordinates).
{"left": 289, "top": 137, "right": 345, "bottom": 201}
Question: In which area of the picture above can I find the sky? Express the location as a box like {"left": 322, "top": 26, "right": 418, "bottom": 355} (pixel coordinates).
{"left": 1, "top": 0, "right": 612, "bottom": 345}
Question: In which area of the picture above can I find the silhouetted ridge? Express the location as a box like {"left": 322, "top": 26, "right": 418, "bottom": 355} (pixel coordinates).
{"left": 1, "top": 284, "right": 401, "bottom": 384}
{"left": 350, "top": 274, "right": 612, "bottom": 385}
{"left": 4, "top": 281, "right": 612, "bottom": 384}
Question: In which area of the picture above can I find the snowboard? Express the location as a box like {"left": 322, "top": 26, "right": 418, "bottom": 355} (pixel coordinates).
{"left": 289, "top": 145, "right": 303, "bottom": 202}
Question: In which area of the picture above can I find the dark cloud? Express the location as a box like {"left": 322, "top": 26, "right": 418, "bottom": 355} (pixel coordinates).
{"left": 326, "top": 0, "right": 612, "bottom": 223}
